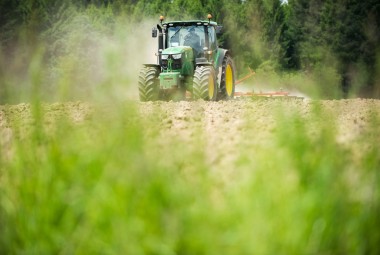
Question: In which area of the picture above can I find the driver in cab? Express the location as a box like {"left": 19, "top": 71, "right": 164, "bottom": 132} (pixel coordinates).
{"left": 184, "top": 27, "right": 201, "bottom": 56}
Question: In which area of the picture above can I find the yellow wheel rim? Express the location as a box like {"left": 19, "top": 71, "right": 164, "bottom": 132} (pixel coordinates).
{"left": 208, "top": 74, "right": 214, "bottom": 99}
{"left": 226, "top": 64, "right": 233, "bottom": 96}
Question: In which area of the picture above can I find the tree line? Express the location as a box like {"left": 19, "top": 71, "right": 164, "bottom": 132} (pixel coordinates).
{"left": 1, "top": 0, "right": 379, "bottom": 97}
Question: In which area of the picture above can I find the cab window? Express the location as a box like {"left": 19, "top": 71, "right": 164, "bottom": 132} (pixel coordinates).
{"left": 207, "top": 26, "right": 217, "bottom": 50}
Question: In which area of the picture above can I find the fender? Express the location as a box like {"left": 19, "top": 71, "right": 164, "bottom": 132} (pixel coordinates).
{"left": 216, "top": 48, "right": 230, "bottom": 69}
{"left": 143, "top": 64, "right": 161, "bottom": 69}
{"left": 195, "top": 57, "right": 213, "bottom": 66}
{"left": 215, "top": 48, "right": 230, "bottom": 86}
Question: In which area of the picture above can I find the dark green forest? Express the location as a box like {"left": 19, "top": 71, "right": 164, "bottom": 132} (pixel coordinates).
{"left": 1, "top": 0, "right": 380, "bottom": 100}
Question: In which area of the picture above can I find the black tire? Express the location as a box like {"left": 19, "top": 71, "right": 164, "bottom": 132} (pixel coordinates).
{"left": 219, "top": 55, "right": 235, "bottom": 100}
{"left": 138, "top": 66, "right": 159, "bottom": 101}
{"left": 192, "top": 66, "right": 217, "bottom": 101}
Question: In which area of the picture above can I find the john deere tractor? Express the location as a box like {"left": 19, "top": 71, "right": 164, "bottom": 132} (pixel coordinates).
{"left": 138, "top": 14, "right": 235, "bottom": 101}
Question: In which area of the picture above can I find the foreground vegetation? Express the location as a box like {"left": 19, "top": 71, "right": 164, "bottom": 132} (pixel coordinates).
{"left": 0, "top": 99, "right": 379, "bottom": 254}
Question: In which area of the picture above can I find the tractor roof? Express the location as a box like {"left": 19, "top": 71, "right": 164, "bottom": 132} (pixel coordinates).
{"left": 163, "top": 20, "right": 218, "bottom": 27}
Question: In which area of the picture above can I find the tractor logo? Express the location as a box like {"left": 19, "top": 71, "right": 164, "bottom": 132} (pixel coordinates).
{"left": 167, "top": 57, "right": 173, "bottom": 71}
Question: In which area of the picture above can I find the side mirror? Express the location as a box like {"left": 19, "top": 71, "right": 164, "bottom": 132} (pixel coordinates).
{"left": 216, "top": 25, "right": 223, "bottom": 35}
{"left": 152, "top": 27, "right": 157, "bottom": 38}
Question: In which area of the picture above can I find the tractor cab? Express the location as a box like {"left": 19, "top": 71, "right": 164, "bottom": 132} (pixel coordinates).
{"left": 152, "top": 17, "right": 220, "bottom": 67}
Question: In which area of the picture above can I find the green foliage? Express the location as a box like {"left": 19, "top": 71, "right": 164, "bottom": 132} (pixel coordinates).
{"left": 287, "top": 0, "right": 380, "bottom": 96}
{"left": 0, "top": 0, "right": 380, "bottom": 97}
{"left": 1, "top": 0, "right": 379, "bottom": 99}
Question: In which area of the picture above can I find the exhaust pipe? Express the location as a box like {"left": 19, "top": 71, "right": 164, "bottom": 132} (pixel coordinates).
{"left": 157, "top": 24, "right": 163, "bottom": 51}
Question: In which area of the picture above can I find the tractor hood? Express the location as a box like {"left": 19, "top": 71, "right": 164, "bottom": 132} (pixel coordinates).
{"left": 162, "top": 46, "right": 192, "bottom": 56}
{"left": 160, "top": 46, "right": 194, "bottom": 75}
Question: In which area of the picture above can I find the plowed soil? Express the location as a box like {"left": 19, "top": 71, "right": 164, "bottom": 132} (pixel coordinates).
{"left": 1, "top": 99, "right": 379, "bottom": 171}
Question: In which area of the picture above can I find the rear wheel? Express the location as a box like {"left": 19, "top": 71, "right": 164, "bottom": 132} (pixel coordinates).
{"left": 219, "top": 55, "right": 235, "bottom": 100}
{"left": 138, "top": 66, "right": 159, "bottom": 101}
{"left": 192, "top": 66, "right": 217, "bottom": 101}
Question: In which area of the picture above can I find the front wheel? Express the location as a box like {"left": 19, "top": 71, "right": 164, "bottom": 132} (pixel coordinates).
{"left": 138, "top": 66, "right": 159, "bottom": 101}
{"left": 219, "top": 55, "right": 235, "bottom": 100}
{"left": 192, "top": 66, "right": 217, "bottom": 101}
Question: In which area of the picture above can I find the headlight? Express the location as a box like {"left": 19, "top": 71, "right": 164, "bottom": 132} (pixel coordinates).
{"left": 172, "top": 53, "right": 182, "bottom": 60}
{"left": 161, "top": 54, "right": 169, "bottom": 60}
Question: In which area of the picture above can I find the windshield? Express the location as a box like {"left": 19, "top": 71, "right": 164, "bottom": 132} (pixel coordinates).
{"left": 168, "top": 26, "right": 205, "bottom": 50}
{"left": 166, "top": 25, "right": 217, "bottom": 56}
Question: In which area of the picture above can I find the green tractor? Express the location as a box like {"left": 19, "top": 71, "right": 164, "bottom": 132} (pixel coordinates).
{"left": 138, "top": 14, "right": 235, "bottom": 101}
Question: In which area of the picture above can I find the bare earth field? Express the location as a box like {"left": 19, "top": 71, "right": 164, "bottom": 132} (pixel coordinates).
{"left": 1, "top": 98, "right": 379, "bottom": 171}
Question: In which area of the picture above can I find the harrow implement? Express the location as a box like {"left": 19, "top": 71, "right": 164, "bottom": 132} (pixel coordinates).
{"left": 234, "top": 68, "right": 303, "bottom": 99}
